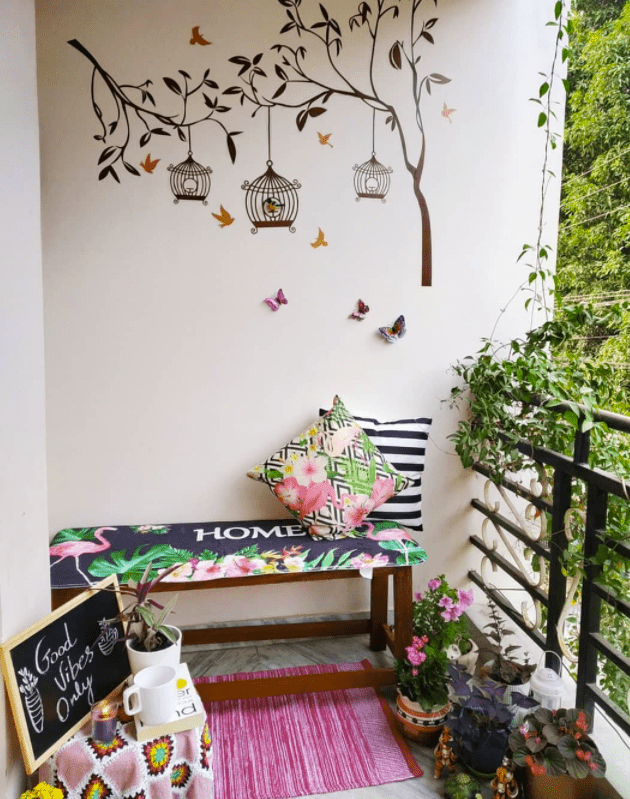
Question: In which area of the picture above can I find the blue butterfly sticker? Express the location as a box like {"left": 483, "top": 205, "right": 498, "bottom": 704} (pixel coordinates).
{"left": 378, "top": 315, "right": 406, "bottom": 342}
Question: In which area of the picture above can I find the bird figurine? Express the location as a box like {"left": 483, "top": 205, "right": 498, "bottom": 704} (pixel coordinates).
{"left": 49, "top": 527, "right": 117, "bottom": 586}
{"left": 317, "top": 132, "right": 333, "bottom": 148}
{"left": 311, "top": 228, "right": 328, "bottom": 248}
{"left": 140, "top": 154, "right": 160, "bottom": 173}
{"left": 442, "top": 102, "right": 456, "bottom": 123}
{"left": 190, "top": 26, "right": 211, "bottom": 45}
{"left": 212, "top": 205, "right": 235, "bottom": 228}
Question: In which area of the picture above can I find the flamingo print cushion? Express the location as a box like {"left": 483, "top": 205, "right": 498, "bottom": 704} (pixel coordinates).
{"left": 246, "top": 395, "right": 412, "bottom": 540}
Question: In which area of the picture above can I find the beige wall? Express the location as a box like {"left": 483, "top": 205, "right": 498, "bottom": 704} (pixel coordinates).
{"left": 0, "top": 0, "right": 49, "bottom": 794}
{"left": 36, "top": 0, "right": 563, "bottom": 627}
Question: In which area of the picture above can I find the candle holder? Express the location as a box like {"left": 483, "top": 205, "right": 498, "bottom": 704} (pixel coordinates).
{"left": 91, "top": 699, "right": 119, "bottom": 744}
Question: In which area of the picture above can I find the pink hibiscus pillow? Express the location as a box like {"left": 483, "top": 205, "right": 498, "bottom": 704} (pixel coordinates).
{"left": 246, "top": 396, "right": 412, "bottom": 540}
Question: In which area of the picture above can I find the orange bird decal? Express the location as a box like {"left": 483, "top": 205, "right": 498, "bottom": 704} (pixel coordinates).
{"left": 190, "top": 26, "right": 211, "bottom": 45}
{"left": 317, "top": 132, "right": 333, "bottom": 148}
{"left": 311, "top": 228, "right": 328, "bottom": 248}
{"left": 140, "top": 154, "right": 160, "bottom": 173}
{"left": 441, "top": 102, "right": 456, "bottom": 123}
{"left": 212, "top": 205, "right": 235, "bottom": 228}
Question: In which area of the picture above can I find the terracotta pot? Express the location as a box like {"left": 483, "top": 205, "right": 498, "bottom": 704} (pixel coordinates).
{"left": 524, "top": 770, "right": 599, "bottom": 799}
{"left": 126, "top": 625, "right": 182, "bottom": 676}
{"left": 395, "top": 692, "right": 450, "bottom": 745}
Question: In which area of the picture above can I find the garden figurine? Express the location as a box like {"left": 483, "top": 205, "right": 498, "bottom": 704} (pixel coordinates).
{"left": 491, "top": 756, "right": 519, "bottom": 799}
{"left": 434, "top": 725, "right": 457, "bottom": 779}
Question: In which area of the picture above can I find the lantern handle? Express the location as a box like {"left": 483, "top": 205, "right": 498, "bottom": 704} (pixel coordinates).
{"left": 537, "top": 650, "right": 562, "bottom": 675}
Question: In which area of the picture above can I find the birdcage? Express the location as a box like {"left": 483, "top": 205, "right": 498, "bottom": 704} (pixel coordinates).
{"left": 353, "top": 154, "right": 392, "bottom": 202}
{"left": 242, "top": 161, "right": 300, "bottom": 233}
{"left": 168, "top": 153, "right": 212, "bottom": 205}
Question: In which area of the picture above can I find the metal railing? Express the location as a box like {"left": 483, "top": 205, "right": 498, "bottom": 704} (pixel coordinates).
{"left": 468, "top": 400, "right": 630, "bottom": 735}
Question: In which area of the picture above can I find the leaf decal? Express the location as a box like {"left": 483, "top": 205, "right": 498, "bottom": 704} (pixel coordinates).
{"left": 163, "top": 77, "right": 182, "bottom": 95}
{"left": 389, "top": 41, "right": 402, "bottom": 70}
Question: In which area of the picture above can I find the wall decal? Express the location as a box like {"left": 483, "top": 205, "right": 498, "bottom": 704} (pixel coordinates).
{"left": 350, "top": 300, "right": 370, "bottom": 320}
{"left": 212, "top": 205, "right": 235, "bottom": 227}
{"left": 442, "top": 102, "right": 456, "bottom": 123}
{"left": 168, "top": 130, "right": 213, "bottom": 204}
{"left": 264, "top": 289, "right": 288, "bottom": 311}
{"left": 378, "top": 315, "right": 406, "bottom": 342}
{"left": 190, "top": 26, "right": 211, "bottom": 46}
{"left": 318, "top": 132, "right": 333, "bottom": 147}
{"left": 140, "top": 154, "right": 160, "bottom": 173}
{"left": 354, "top": 109, "right": 392, "bottom": 202}
{"left": 68, "top": 40, "right": 240, "bottom": 189}
{"left": 226, "top": 0, "right": 451, "bottom": 286}
{"left": 310, "top": 228, "right": 328, "bottom": 248}
{"left": 242, "top": 108, "right": 301, "bottom": 233}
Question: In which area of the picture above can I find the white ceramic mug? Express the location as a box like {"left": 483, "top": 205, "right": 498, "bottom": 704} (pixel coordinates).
{"left": 123, "top": 665, "right": 177, "bottom": 725}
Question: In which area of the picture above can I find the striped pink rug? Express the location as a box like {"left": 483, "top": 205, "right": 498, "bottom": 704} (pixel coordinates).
{"left": 196, "top": 660, "right": 422, "bottom": 799}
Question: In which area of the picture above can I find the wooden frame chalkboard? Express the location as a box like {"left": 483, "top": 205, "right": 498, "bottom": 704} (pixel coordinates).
{"left": 0, "top": 575, "right": 130, "bottom": 773}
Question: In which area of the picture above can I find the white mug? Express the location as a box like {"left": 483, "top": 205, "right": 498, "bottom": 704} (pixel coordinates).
{"left": 123, "top": 665, "right": 177, "bottom": 726}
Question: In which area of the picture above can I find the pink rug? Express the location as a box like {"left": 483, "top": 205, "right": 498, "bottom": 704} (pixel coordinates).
{"left": 195, "top": 660, "right": 422, "bottom": 799}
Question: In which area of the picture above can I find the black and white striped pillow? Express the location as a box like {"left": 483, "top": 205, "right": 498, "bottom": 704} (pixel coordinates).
{"left": 320, "top": 410, "right": 431, "bottom": 531}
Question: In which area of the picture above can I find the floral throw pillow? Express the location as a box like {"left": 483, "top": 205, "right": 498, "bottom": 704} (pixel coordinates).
{"left": 247, "top": 396, "right": 412, "bottom": 540}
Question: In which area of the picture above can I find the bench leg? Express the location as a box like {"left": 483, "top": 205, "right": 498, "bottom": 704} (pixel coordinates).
{"left": 369, "top": 569, "right": 388, "bottom": 651}
{"left": 392, "top": 566, "right": 413, "bottom": 660}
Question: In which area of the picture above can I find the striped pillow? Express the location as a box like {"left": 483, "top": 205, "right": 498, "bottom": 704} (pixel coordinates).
{"left": 321, "top": 411, "right": 431, "bottom": 531}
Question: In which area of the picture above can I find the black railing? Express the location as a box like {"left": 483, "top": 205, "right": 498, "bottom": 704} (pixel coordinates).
{"left": 469, "top": 401, "right": 630, "bottom": 735}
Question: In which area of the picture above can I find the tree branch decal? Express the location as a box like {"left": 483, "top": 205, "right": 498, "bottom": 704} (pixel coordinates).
{"left": 225, "top": 0, "right": 450, "bottom": 286}
{"left": 68, "top": 39, "right": 241, "bottom": 185}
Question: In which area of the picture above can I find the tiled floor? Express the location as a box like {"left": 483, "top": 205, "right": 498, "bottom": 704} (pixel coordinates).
{"left": 184, "top": 633, "right": 493, "bottom": 799}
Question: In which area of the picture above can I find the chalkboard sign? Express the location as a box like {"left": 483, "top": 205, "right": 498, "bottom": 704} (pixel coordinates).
{"left": 0, "top": 575, "right": 130, "bottom": 773}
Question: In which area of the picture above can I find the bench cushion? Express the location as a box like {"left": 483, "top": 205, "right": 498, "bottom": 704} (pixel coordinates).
{"left": 49, "top": 519, "right": 427, "bottom": 589}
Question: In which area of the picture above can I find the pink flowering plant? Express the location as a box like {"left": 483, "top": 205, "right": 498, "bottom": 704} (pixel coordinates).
{"left": 509, "top": 708, "right": 606, "bottom": 779}
{"left": 394, "top": 575, "right": 474, "bottom": 710}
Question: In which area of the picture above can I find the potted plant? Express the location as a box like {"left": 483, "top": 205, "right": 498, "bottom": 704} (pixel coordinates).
{"left": 99, "top": 562, "right": 181, "bottom": 675}
{"left": 447, "top": 663, "right": 538, "bottom": 778}
{"left": 479, "top": 601, "right": 536, "bottom": 707}
{"left": 509, "top": 707, "right": 606, "bottom": 799}
{"left": 394, "top": 575, "right": 474, "bottom": 744}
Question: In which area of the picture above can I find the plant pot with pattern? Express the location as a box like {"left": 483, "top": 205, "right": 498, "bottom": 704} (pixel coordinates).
{"left": 394, "top": 575, "right": 474, "bottom": 745}
{"left": 509, "top": 707, "right": 606, "bottom": 799}
{"left": 96, "top": 561, "right": 181, "bottom": 676}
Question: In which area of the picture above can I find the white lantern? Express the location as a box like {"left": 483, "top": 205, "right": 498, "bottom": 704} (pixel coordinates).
{"left": 530, "top": 651, "right": 565, "bottom": 710}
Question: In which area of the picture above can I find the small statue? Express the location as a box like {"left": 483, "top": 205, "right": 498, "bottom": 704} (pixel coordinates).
{"left": 444, "top": 771, "right": 482, "bottom": 799}
{"left": 434, "top": 725, "right": 457, "bottom": 779}
{"left": 491, "top": 756, "right": 519, "bottom": 799}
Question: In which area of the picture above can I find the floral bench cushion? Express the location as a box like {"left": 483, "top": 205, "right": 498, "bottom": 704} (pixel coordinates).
{"left": 49, "top": 519, "right": 427, "bottom": 589}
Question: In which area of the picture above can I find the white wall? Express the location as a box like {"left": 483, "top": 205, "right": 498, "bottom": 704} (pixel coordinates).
{"left": 36, "top": 0, "right": 563, "bottom": 626}
{"left": 0, "top": 0, "right": 49, "bottom": 794}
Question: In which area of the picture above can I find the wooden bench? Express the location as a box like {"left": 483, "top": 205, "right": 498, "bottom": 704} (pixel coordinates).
{"left": 50, "top": 518, "right": 426, "bottom": 701}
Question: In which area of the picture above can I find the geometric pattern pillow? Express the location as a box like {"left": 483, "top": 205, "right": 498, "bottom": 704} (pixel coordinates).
{"left": 247, "top": 396, "right": 412, "bottom": 540}
{"left": 320, "top": 411, "right": 431, "bottom": 531}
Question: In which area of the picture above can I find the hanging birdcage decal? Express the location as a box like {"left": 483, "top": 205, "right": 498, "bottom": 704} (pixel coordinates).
{"left": 242, "top": 109, "right": 300, "bottom": 233}
{"left": 167, "top": 129, "right": 212, "bottom": 205}
{"left": 353, "top": 110, "right": 392, "bottom": 202}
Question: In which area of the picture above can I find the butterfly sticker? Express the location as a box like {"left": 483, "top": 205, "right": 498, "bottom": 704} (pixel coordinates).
{"left": 349, "top": 300, "right": 370, "bottom": 320}
{"left": 378, "top": 315, "right": 406, "bottom": 342}
{"left": 441, "top": 102, "right": 456, "bottom": 123}
{"left": 317, "top": 132, "right": 333, "bottom": 148}
{"left": 264, "top": 289, "right": 288, "bottom": 311}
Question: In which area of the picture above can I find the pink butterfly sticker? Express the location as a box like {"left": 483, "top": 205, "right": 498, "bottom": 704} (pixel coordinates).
{"left": 350, "top": 299, "right": 370, "bottom": 320}
{"left": 264, "top": 289, "right": 288, "bottom": 311}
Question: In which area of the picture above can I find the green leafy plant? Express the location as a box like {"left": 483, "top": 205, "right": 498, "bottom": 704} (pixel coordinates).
{"left": 479, "top": 601, "right": 536, "bottom": 686}
{"left": 394, "top": 575, "right": 473, "bottom": 709}
{"left": 509, "top": 707, "right": 606, "bottom": 779}
{"left": 103, "top": 561, "right": 180, "bottom": 652}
